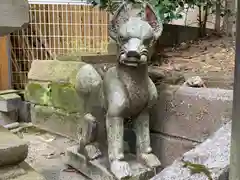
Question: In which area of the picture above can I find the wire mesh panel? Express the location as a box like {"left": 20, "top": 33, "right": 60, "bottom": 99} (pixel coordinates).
{"left": 11, "top": 0, "right": 109, "bottom": 89}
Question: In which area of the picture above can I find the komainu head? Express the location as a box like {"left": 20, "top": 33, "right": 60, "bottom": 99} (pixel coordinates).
{"left": 108, "top": 2, "right": 163, "bottom": 67}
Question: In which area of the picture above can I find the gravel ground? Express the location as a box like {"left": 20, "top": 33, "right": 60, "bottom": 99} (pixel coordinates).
{"left": 18, "top": 127, "right": 89, "bottom": 180}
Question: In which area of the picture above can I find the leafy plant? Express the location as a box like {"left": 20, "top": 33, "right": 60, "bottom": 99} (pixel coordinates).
{"left": 89, "top": 0, "right": 231, "bottom": 37}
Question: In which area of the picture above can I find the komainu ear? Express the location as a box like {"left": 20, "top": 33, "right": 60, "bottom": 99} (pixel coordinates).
{"left": 108, "top": 2, "right": 130, "bottom": 41}
{"left": 144, "top": 3, "right": 163, "bottom": 40}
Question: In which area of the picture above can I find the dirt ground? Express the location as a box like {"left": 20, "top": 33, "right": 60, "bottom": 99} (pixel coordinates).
{"left": 156, "top": 35, "right": 235, "bottom": 89}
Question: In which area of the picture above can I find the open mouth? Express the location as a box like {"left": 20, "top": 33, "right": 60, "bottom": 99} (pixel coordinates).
{"left": 119, "top": 53, "right": 148, "bottom": 67}
{"left": 122, "top": 57, "right": 139, "bottom": 67}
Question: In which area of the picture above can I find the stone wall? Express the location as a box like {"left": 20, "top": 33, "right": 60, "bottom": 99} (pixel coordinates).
{"left": 150, "top": 85, "right": 232, "bottom": 167}
{"left": 0, "top": 0, "right": 29, "bottom": 36}
{"left": 25, "top": 60, "right": 87, "bottom": 139}
{"left": 25, "top": 56, "right": 233, "bottom": 169}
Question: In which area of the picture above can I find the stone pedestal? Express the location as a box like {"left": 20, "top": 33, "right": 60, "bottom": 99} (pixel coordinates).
{"left": 66, "top": 145, "right": 155, "bottom": 180}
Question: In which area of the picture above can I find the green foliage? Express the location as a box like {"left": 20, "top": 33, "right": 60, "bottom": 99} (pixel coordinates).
{"left": 89, "top": 0, "right": 231, "bottom": 36}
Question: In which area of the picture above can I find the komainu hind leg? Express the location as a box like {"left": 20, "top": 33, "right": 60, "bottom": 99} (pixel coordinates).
{"left": 134, "top": 110, "right": 161, "bottom": 168}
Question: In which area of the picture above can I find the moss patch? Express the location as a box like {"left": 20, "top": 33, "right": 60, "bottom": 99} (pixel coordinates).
{"left": 25, "top": 82, "right": 51, "bottom": 105}
{"left": 49, "top": 82, "right": 84, "bottom": 113}
{"left": 25, "top": 81, "right": 85, "bottom": 113}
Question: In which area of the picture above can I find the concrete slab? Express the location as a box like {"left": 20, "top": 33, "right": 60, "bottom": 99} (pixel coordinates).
{"left": 0, "top": 125, "right": 28, "bottom": 166}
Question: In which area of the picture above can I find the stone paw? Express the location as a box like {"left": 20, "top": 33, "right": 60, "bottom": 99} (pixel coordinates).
{"left": 139, "top": 153, "right": 161, "bottom": 168}
{"left": 110, "top": 160, "right": 132, "bottom": 179}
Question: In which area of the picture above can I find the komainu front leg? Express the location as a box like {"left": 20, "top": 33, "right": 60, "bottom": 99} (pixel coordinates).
{"left": 134, "top": 110, "right": 161, "bottom": 168}
{"left": 106, "top": 114, "right": 132, "bottom": 179}
{"left": 103, "top": 68, "right": 132, "bottom": 179}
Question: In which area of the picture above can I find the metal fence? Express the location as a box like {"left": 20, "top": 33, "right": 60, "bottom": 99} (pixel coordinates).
{"left": 11, "top": 0, "right": 109, "bottom": 89}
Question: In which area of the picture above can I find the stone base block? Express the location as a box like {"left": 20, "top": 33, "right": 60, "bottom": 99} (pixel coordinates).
{"left": 30, "top": 104, "right": 83, "bottom": 140}
{"left": 0, "top": 125, "right": 28, "bottom": 166}
{"left": 0, "top": 93, "right": 21, "bottom": 112}
{"left": 65, "top": 145, "right": 155, "bottom": 180}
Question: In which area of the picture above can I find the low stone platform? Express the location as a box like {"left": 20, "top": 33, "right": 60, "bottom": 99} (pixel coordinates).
{"left": 151, "top": 122, "right": 231, "bottom": 180}
{"left": 66, "top": 145, "right": 155, "bottom": 180}
{"left": 0, "top": 162, "right": 46, "bottom": 180}
{"left": 0, "top": 125, "right": 28, "bottom": 166}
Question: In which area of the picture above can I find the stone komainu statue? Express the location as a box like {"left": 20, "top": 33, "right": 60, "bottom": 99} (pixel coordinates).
{"left": 75, "top": 2, "right": 163, "bottom": 179}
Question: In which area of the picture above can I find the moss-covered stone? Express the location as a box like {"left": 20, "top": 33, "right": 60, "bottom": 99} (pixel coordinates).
{"left": 24, "top": 82, "right": 51, "bottom": 106}
{"left": 25, "top": 81, "right": 85, "bottom": 113}
{"left": 49, "top": 82, "right": 84, "bottom": 113}
{"left": 28, "top": 60, "right": 86, "bottom": 85}
{"left": 31, "top": 105, "right": 84, "bottom": 140}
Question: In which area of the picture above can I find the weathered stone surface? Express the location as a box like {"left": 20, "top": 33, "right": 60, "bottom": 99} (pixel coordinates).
{"left": 0, "top": 125, "right": 28, "bottom": 166}
{"left": 28, "top": 60, "right": 86, "bottom": 84}
{"left": 0, "top": 0, "right": 29, "bottom": 36}
{"left": 151, "top": 86, "right": 232, "bottom": 142}
{"left": 0, "top": 111, "right": 18, "bottom": 125}
{"left": 150, "top": 133, "right": 197, "bottom": 167}
{"left": 107, "top": 39, "right": 118, "bottom": 54}
{"left": 0, "top": 93, "right": 21, "bottom": 112}
{"left": 25, "top": 82, "right": 50, "bottom": 105}
{"left": 30, "top": 104, "right": 84, "bottom": 139}
{"left": 66, "top": 145, "right": 155, "bottom": 180}
{"left": 125, "top": 128, "right": 197, "bottom": 168}
{"left": 4, "top": 122, "right": 20, "bottom": 130}
{"left": 57, "top": 52, "right": 117, "bottom": 64}
{"left": 25, "top": 81, "right": 85, "bottom": 113}
{"left": 0, "top": 165, "right": 26, "bottom": 179}
{"left": 0, "top": 162, "right": 46, "bottom": 180}
{"left": 150, "top": 122, "right": 231, "bottom": 180}
{"left": 148, "top": 66, "right": 185, "bottom": 85}
{"left": 184, "top": 72, "right": 233, "bottom": 89}
{"left": 18, "top": 101, "right": 31, "bottom": 122}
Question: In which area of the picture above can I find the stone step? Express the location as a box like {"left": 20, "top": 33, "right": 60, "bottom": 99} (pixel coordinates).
{"left": 0, "top": 125, "right": 28, "bottom": 166}
{"left": 0, "top": 92, "right": 21, "bottom": 112}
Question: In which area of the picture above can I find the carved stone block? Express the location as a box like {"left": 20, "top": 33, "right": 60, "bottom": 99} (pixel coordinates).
{"left": 66, "top": 145, "right": 155, "bottom": 180}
